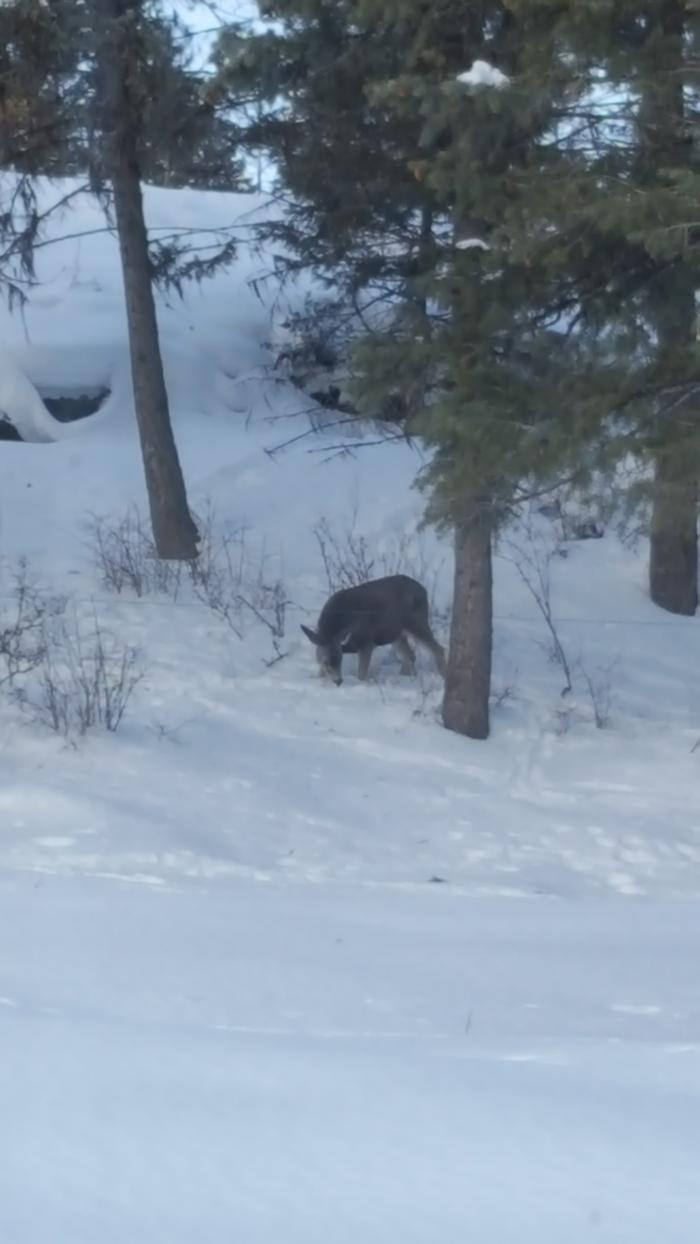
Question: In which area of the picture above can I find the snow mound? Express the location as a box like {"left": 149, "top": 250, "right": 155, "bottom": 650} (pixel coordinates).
{"left": 0, "top": 346, "right": 61, "bottom": 441}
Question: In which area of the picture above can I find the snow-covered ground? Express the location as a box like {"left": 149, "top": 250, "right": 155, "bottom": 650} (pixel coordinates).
{"left": 4, "top": 875, "right": 700, "bottom": 1243}
{"left": 1, "top": 180, "right": 699, "bottom": 1241}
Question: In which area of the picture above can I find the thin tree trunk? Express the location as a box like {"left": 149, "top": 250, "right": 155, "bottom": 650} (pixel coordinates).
{"left": 442, "top": 500, "right": 492, "bottom": 740}
{"left": 97, "top": 0, "right": 198, "bottom": 559}
{"left": 649, "top": 448, "right": 698, "bottom": 614}
{"left": 641, "top": 1, "right": 698, "bottom": 614}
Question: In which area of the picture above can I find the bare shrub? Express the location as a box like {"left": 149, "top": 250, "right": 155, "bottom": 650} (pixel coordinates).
{"left": 490, "top": 659, "right": 519, "bottom": 713}
{"left": 501, "top": 516, "right": 574, "bottom": 696}
{"left": 313, "top": 514, "right": 376, "bottom": 591}
{"left": 86, "top": 508, "right": 182, "bottom": 598}
{"left": 579, "top": 657, "right": 618, "bottom": 729}
{"left": 491, "top": 681, "right": 517, "bottom": 712}
{"left": 87, "top": 499, "right": 292, "bottom": 667}
{"left": 189, "top": 504, "right": 291, "bottom": 661}
{"left": 239, "top": 571, "right": 290, "bottom": 664}
{"left": 189, "top": 508, "right": 248, "bottom": 637}
{"left": 87, "top": 501, "right": 291, "bottom": 657}
{"left": 24, "top": 607, "right": 145, "bottom": 737}
{"left": 0, "top": 559, "right": 64, "bottom": 687}
{"left": 502, "top": 514, "right": 620, "bottom": 732}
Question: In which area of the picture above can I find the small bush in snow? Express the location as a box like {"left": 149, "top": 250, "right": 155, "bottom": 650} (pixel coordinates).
{"left": 24, "top": 607, "right": 145, "bottom": 738}
{"left": 580, "top": 658, "right": 618, "bottom": 730}
{"left": 491, "top": 680, "right": 517, "bottom": 712}
{"left": 89, "top": 500, "right": 291, "bottom": 656}
{"left": 313, "top": 514, "right": 376, "bottom": 591}
{"left": 190, "top": 502, "right": 291, "bottom": 661}
{"left": 188, "top": 505, "right": 248, "bottom": 636}
{"left": 501, "top": 517, "right": 574, "bottom": 697}
{"left": 0, "top": 559, "right": 65, "bottom": 688}
{"left": 87, "top": 508, "right": 182, "bottom": 598}
{"left": 501, "top": 513, "right": 621, "bottom": 732}
{"left": 239, "top": 573, "right": 289, "bottom": 641}
{"left": 0, "top": 561, "right": 144, "bottom": 738}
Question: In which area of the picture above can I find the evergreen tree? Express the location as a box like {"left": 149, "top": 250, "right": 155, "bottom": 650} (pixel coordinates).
{"left": 1, "top": 0, "right": 243, "bottom": 188}
{"left": 1, "top": 0, "right": 249, "bottom": 557}
{"left": 211, "top": 3, "right": 422, "bottom": 409}
{"left": 551, "top": 1, "right": 700, "bottom": 615}
{"left": 0, "top": 0, "right": 79, "bottom": 174}
{"left": 219, "top": 1, "right": 607, "bottom": 737}
{"left": 0, "top": 2, "right": 88, "bottom": 311}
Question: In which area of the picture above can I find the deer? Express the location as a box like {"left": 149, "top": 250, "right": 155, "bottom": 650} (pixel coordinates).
{"left": 301, "top": 573, "right": 447, "bottom": 686}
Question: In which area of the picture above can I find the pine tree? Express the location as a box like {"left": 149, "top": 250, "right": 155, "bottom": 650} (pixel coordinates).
{"left": 1, "top": 0, "right": 246, "bottom": 558}
{"left": 550, "top": 1, "right": 700, "bottom": 615}
{"left": 1, "top": 0, "right": 242, "bottom": 188}
{"left": 221, "top": 1, "right": 609, "bottom": 737}
{"left": 0, "top": 1, "right": 77, "bottom": 173}
{"left": 216, "top": 2, "right": 473, "bottom": 326}
{"left": 0, "top": 2, "right": 88, "bottom": 310}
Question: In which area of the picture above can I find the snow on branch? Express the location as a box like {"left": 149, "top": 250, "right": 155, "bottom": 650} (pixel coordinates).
{"left": 457, "top": 61, "right": 510, "bottom": 89}
{"left": 455, "top": 237, "right": 491, "bottom": 251}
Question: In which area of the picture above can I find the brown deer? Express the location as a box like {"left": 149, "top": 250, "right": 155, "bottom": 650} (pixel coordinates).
{"left": 301, "top": 574, "right": 446, "bottom": 686}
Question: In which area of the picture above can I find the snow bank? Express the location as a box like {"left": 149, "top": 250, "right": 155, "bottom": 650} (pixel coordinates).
{"left": 0, "top": 345, "right": 61, "bottom": 441}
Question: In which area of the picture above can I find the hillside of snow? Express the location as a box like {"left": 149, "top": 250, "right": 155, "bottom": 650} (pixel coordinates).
{"left": 1, "top": 179, "right": 699, "bottom": 1243}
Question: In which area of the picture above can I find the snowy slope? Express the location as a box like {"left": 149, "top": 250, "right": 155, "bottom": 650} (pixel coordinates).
{"left": 1, "top": 179, "right": 700, "bottom": 1242}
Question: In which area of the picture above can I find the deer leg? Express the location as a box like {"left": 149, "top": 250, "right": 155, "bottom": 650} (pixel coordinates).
{"left": 410, "top": 625, "right": 447, "bottom": 678}
{"left": 393, "top": 634, "right": 417, "bottom": 676}
{"left": 357, "top": 645, "right": 374, "bottom": 681}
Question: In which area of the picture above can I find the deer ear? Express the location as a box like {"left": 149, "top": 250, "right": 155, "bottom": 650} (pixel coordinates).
{"left": 301, "top": 624, "right": 320, "bottom": 644}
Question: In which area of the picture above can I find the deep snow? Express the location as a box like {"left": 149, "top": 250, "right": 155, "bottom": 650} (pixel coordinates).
{"left": 1, "top": 178, "right": 700, "bottom": 1241}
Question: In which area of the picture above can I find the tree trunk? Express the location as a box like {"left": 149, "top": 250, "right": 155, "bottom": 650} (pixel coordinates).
{"left": 442, "top": 501, "right": 492, "bottom": 740}
{"left": 97, "top": 0, "right": 198, "bottom": 559}
{"left": 641, "top": 1, "right": 698, "bottom": 614}
{"left": 649, "top": 447, "right": 698, "bottom": 615}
